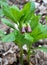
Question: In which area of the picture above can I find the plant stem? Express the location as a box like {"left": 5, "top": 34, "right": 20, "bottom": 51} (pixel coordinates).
{"left": 19, "top": 22, "right": 22, "bottom": 30}
{"left": 20, "top": 44, "right": 23, "bottom": 65}
{"left": 14, "top": 41, "right": 23, "bottom": 65}
{"left": 28, "top": 43, "right": 31, "bottom": 65}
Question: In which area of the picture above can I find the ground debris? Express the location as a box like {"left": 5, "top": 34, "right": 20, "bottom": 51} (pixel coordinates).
{"left": 0, "top": 42, "right": 20, "bottom": 65}
{"left": 30, "top": 50, "right": 47, "bottom": 65}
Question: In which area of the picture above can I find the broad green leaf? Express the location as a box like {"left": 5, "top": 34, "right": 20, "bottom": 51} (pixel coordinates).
{"left": 0, "top": 9, "right": 4, "bottom": 17}
{"left": 20, "top": 2, "right": 35, "bottom": 22}
{"left": 30, "top": 22, "right": 47, "bottom": 43}
{"left": 2, "top": 31, "right": 16, "bottom": 42}
{"left": 1, "top": 18, "right": 15, "bottom": 29}
{"left": 30, "top": 15, "right": 41, "bottom": 30}
{"left": 31, "top": 23, "right": 47, "bottom": 42}
{"left": 24, "top": 33, "right": 34, "bottom": 42}
{"left": 10, "top": 5, "right": 21, "bottom": 21}
{"left": 0, "top": 30, "right": 5, "bottom": 37}
{"left": 37, "top": 46, "right": 47, "bottom": 53}
{"left": 0, "top": 0, "right": 7, "bottom": 6}
{"left": 2, "top": 3, "right": 17, "bottom": 23}
{"left": 22, "top": 2, "right": 35, "bottom": 14}
{"left": 0, "top": 0, "right": 6, "bottom": 2}
{"left": 35, "top": 34, "right": 47, "bottom": 42}
{"left": 31, "top": 23, "right": 41, "bottom": 37}
{"left": 31, "top": 23, "right": 47, "bottom": 37}
{"left": 0, "top": 30, "right": 5, "bottom": 41}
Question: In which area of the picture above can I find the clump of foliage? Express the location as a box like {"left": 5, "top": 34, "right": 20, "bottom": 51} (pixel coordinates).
{"left": 0, "top": 1, "right": 47, "bottom": 65}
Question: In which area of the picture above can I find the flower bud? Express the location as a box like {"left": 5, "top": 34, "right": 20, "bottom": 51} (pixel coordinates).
{"left": 21, "top": 24, "right": 26, "bottom": 34}
{"left": 25, "top": 24, "right": 32, "bottom": 33}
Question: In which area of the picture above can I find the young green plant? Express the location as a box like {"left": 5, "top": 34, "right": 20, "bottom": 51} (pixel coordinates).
{"left": 1, "top": 1, "right": 47, "bottom": 65}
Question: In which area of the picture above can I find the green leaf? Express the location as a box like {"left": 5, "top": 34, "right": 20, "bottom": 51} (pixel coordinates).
{"left": 2, "top": 31, "right": 16, "bottom": 42}
{"left": 10, "top": 5, "right": 21, "bottom": 21}
{"left": 30, "top": 15, "right": 41, "bottom": 30}
{"left": 2, "top": 3, "right": 17, "bottom": 23}
{"left": 0, "top": 30, "right": 5, "bottom": 41}
{"left": 22, "top": 2, "right": 35, "bottom": 14}
{"left": 37, "top": 46, "right": 47, "bottom": 53}
{"left": 24, "top": 33, "right": 34, "bottom": 42}
{"left": 31, "top": 23, "right": 41, "bottom": 37}
{"left": 35, "top": 34, "right": 47, "bottom": 42}
{"left": 0, "top": 0, "right": 7, "bottom": 6}
{"left": 31, "top": 23, "right": 47, "bottom": 37}
{"left": 0, "top": 30, "right": 5, "bottom": 37}
{"left": 20, "top": 2, "right": 35, "bottom": 22}
{"left": 1, "top": 18, "right": 15, "bottom": 29}
{"left": 32, "top": 23, "right": 47, "bottom": 42}
{"left": 0, "top": 9, "right": 4, "bottom": 17}
{"left": 30, "top": 22, "right": 47, "bottom": 42}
